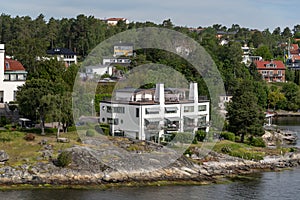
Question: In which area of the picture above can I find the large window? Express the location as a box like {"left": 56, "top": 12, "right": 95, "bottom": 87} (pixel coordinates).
{"left": 107, "top": 106, "right": 112, "bottom": 113}
{"left": 278, "top": 70, "right": 282, "bottom": 76}
{"left": 198, "top": 116, "right": 207, "bottom": 127}
{"left": 184, "top": 106, "right": 194, "bottom": 112}
{"left": 17, "top": 74, "right": 26, "bottom": 80}
{"left": 165, "top": 107, "right": 178, "bottom": 114}
{"left": 4, "top": 74, "right": 9, "bottom": 81}
{"left": 10, "top": 74, "right": 16, "bottom": 81}
{"left": 146, "top": 107, "right": 160, "bottom": 114}
{"left": 198, "top": 105, "right": 207, "bottom": 112}
{"left": 107, "top": 118, "right": 119, "bottom": 125}
{"left": 113, "top": 107, "right": 125, "bottom": 113}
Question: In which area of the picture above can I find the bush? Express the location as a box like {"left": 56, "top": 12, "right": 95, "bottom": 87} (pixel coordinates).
{"left": 248, "top": 136, "right": 266, "bottom": 147}
{"left": 0, "top": 116, "right": 9, "bottom": 126}
{"left": 220, "top": 132, "right": 235, "bottom": 141}
{"left": 99, "top": 123, "right": 110, "bottom": 129}
{"left": 221, "top": 145, "right": 232, "bottom": 153}
{"left": 57, "top": 151, "right": 72, "bottom": 167}
{"left": 24, "top": 133, "right": 35, "bottom": 141}
{"left": 45, "top": 128, "right": 57, "bottom": 134}
{"left": 67, "top": 126, "right": 77, "bottom": 132}
{"left": 195, "top": 130, "right": 207, "bottom": 142}
{"left": 21, "top": 128, "right": 41, "bottom": 134}
{"left": 86, "top": 129, "right": 96, "bottom": 137}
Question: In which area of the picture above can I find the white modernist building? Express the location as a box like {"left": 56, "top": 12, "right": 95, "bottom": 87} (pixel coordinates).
{"left": 0, "top": 44, "right": 27, "bottom": 103}
{"left": 100, "top": 82, "right": 210, "bottom": 141}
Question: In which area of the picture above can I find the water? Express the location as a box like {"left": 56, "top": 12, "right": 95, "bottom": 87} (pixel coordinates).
{"left": 274, "top": 116, "right": 300, "bottom": 147}
{"left": 1, "top": 117, "right": 300, "bottom": 200}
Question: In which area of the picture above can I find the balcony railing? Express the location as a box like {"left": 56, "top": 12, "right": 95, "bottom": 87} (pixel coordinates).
{"left": 164, "top": 124, "right": 180, "bottom": 131}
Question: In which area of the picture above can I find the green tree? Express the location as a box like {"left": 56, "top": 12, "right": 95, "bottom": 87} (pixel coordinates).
{"left": 268, "top": 88, "right": 286, "bottom": 110}
{"left": 253, "top": 45, "right": 273, "bottom": 60}
{"left": 17, "top": 60, "right": 73, "bottom": 134}
{"left": 282, "top": 82, "right": 300, "bottom": 111}
{"left": 227, "top": 81, "right": 265, "bottom": 142}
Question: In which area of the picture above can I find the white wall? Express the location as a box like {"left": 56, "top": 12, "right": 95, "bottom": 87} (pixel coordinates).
{"left": 2, "top": 80, "right": 25, "bottom": 103}
{"left": 0, "top": 44, "right": 26, "bottom": 103}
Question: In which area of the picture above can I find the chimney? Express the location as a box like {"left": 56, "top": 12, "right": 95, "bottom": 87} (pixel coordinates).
{"left": 189, "top": 82, "right": 198, "bottom": 103}
{"left": 0, "top": 44, "right": 5, "bottom": 82}
{"left": 154, "top": 83, "right": 165, "bottom": 105}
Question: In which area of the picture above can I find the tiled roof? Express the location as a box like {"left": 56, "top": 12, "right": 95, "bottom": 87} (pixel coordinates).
{"left": 46, "top": 48, "right": 76, "bottom": 55}
{"left": 4, "top": 58, "right": 26, "bottom": 71}
{"left": 291, "top": 44, "right": 299, "bottom": 50}
{"left": 255, "top": 60, "right": 286, "bottom": 70}
{"left": 292, "top": 55, "right": 300, "bottom": 61}
{"left": 106, "top": 18, "right": 126, "bottom": 21}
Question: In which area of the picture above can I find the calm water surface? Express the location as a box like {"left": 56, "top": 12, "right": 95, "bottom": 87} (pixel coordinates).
{"left": 1, "top": 117, "right": 299, "bottom": 200}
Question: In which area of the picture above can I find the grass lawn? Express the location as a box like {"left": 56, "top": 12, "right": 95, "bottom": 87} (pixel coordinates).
{"left": 0, "top": 130, "right": 80, "bottom": 167}
{"left": 190, "top": 140, "right": 292, "bottom": 161}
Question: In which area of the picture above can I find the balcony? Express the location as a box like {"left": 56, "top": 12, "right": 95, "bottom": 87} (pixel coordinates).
{"left": 144, "top": 118, "right": 161, "bottom": 131}
{"left": 197, "top": 121, "right": 210, "bottom": 128}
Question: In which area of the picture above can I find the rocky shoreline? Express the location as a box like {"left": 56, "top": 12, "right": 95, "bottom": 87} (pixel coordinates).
{"left": 1, "top": 145, "right": 300, "bottom": 187}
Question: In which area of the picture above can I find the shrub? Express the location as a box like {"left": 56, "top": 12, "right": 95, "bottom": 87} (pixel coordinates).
{"left": 248, "top": 136, "right": 266, "bottom": 147}
{"left": 220, "top": 132, "right": 235, "bottom": 141}
{"left": 102, "top": 127, "right": 110, "bottom": 136}
{"left": 99, "top": 123, "right": 110, "bottom": 129}
{"left": 45, "top": 128, "right": 57, "bottom": 134}
{"left": 67, "top": 126, "right": 77, "bottom": 132}
{"left": 21, "top": 128, "right": 41, "bottom": 134}
{"left": 86, "top": 129, "right": 96, "bottom": 137}
{"left": 195, "top": 130, "right": 207, "bottom": 142}
{"left": 235, "top": 135, "right": 241, "bottom": 142}
{"left": 221, "top": 145, "right": 232, "bottom": 153}
{"left": 0, "top": 116, "right": 9, "bottom": 126}
{"left": 57, "top": 151, "right": 72, "bottom": 167}
{"left": 24, "top": 133, "right": 35, "bottom": 141}
{"left": 184, "top": 148, "right": 192, "bottom": 156}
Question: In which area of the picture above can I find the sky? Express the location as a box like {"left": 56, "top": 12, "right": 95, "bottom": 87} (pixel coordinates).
{"left": 1, "top": 0, "right": 300, "bottom": 31}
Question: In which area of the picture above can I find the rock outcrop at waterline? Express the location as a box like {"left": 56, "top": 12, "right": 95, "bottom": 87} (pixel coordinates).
{"left": 262, "top": 130, "right": 298, "bottom": 146}
{"left": 1, "top": 144, "right": 300, "bottom": 186}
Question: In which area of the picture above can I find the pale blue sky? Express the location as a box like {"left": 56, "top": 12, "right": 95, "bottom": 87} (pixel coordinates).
{"left": 1, "top": 0, "right": 299, "bottom": 31}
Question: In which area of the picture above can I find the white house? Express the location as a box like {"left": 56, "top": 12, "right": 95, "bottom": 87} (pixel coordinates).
{"left": 241, "top": 44, "right": 262, "bottom": 65}
{"left": 84, "top": 65, "right": 108, "bottom": 79}
{"left": 218, "top": 95, "right": 233, "bottom": 116}
{"left": 0, "top": 44, "right": 27, "bottom": 103}
{"left": 46, "top": 48, "right": 77, "bottom": 67}
{"left": 105, "top": 18, "right": 129, "bottom": 26}
{"left": 100, "top": 82, "right": 210, "bottom": 142}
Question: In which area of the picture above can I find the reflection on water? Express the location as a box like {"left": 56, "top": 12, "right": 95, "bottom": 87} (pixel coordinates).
{"left": 274, "top": 116, "right": 300, "bottom": 126}
{"left": 274, "top": 116, "right": 300, "bottom": 147}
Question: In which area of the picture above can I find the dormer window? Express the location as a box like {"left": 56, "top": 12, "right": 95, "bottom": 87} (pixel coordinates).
{"left": 265, "top": 63, "right": 277, "bottom": 68}
{"left": 5, "top": 62, "right": 9, "bottom": 70}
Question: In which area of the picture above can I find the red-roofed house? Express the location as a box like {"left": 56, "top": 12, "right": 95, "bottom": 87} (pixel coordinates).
{"left": 0, "top": 44, "right": 27, "bottom": 103}
{"left": 255, "top": 60, "right": 286, "bottom": 82}
{"left": 104, "top": 18, "right": 129, "bottom": 26}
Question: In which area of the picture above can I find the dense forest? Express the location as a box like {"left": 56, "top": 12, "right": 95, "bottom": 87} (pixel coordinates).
{"left": 1, "top": 13, "right": 300, "bottom": 137}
